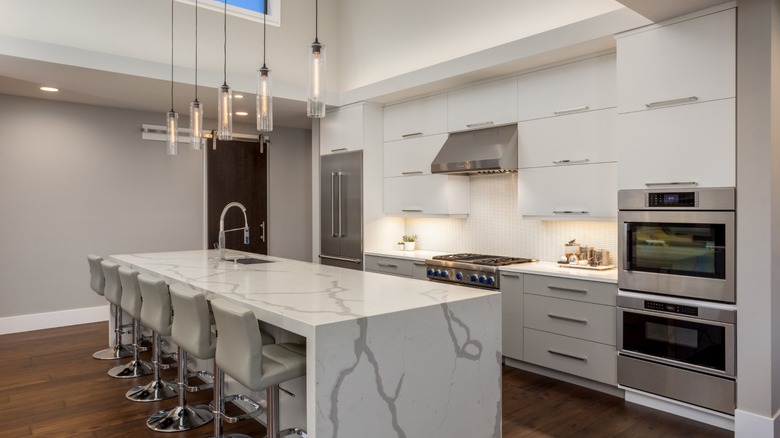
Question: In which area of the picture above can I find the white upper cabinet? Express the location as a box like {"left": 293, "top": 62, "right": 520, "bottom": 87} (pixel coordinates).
{"left": 383, "top": 134, "right": 447, "bottom": 177}
{"left": 383, "top": 174, "right": 470, "bottom": 217}
{"left": 320, "top": 104, "right": 364, "bottom": 155}
{"left": 518, "top": 108, "right": 617, "bottom": 169}
{"left": 383, "top": 94, "right": 448, "bottom": 142}
{"left": 616, "top": 8, "right": 736, "bottom": 114}
{"left": 448, "top": 77, "right": 518, "bottom": 132}
{"left": 517, "top": 54, "right": 616, "bottom": 122}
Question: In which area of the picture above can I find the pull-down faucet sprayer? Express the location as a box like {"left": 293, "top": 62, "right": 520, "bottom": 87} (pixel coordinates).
{"left": 218, "top": 202, "right": 249, "bottom": 261}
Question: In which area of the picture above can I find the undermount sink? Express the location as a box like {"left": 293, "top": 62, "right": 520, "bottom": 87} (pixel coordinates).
{"left": 235, "top": 258, "right": 273, "bottom": 265}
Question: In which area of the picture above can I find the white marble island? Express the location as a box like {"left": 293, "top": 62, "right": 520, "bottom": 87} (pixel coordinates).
{"left": 109, "top": 250, "right": 501, "bottom": 438}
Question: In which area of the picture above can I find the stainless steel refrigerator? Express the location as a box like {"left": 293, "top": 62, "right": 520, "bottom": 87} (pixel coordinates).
{"left": 319, "top": 151, "right": 363, "bottom": 271}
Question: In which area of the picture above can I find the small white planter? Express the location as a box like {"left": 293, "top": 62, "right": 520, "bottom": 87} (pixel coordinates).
{"left": 404, "top": 241, "right": 416, "bottom": 251}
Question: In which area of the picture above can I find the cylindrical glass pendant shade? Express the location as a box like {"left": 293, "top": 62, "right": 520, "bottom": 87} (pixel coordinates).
{"left": 166, "top": 110, "right": 178, "bottom": 156}
{"left": 307, "top": 40, "right": 326, "bottom": 118}
{"left": 189, "top": 99, "right": 203, "bottom": 150}
{"left": 256, "top": 66, "right": 273, "bottom": 132}
{"left": 217, "top": 84, "right": 233, "bottom": 140}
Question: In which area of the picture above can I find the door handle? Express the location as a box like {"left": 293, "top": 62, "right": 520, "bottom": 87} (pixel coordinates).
{"left": 260, "top": 221, "right": 266, "bottom": 243}
{"left": 547, "top": 313, "right": 588, "bottom": 324}
{"left": 331, "top": 172, "right": 337, "bottom": 238}
{"left": 553, "top": 105, "right": 589, "bottom": 115}
{"left": 547, "top": 285, "right": 587, "bottom": 294}
{"left": 645, "top": 96, "right": 698, "bottom": 108}
{"left": 338, "top": 172, "right": 343, "bottom": 237}
{"left": 548, "top": 349, "right": 588, "bottom": 362}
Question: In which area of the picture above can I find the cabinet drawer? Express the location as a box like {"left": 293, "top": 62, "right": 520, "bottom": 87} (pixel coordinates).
{"left": 524, "top": 274, "right": 616, "bottom": 306}
{"left": 383, "top": 134, "right": 447, "bottom": 177}
{"left": 383, "top": 94, "right": 448, "bottom": 141}
{"left": 524, "top": 328, "right": 617, "bottom": 385}
{"left": 364, "top": 255, "right": 413, "bottom": 277}
{"left": 524, "top": 294, "right": 615, "bottom": 345}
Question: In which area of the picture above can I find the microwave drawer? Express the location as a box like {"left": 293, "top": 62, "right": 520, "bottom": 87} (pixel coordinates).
{"left": 524, "top": 328, "right": 617, "bottom": 385}
{"left": 364, "top": 255, "right": 413, "bottom": 277}
{"left": 524, "top": 294, "right": 616, "bottom": 345}
{"left": 524, "top": 274, "right": 617, "bottom": 306}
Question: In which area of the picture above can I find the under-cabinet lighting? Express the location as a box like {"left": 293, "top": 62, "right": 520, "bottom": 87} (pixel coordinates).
{"left": 40, "top": 86, "right": 59, "bottom": 92}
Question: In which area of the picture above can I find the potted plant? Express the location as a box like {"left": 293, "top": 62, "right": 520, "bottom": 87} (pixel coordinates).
{"left": 402, "top": 234, "right": 417, "bottom": 251}
{"left": 396, "top": 241, "right": 405, "bottom": 251}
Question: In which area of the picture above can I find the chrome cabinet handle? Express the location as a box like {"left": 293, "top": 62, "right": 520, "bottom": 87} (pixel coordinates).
{"left": 466, "top": 121, "right": 494, "bottom": 128}
{"left": 547, "top": 313, "right": 588, "bottom": 324}
{"left": 402, "top": 208, "right": 423, "bottom": 212}
{"left": 547, "top": 285, "right": 587, "bottom": 294}
{"left": 337, "top": 172, "right": 343, "bottom": 237}
{"left": 500, "top": 273, "right": 521, "bottom": 278}
{"left": 553, "top": 210, "right": 589, "bottom": 215}
{"left": 552, "top": 159, "right": 589, "bottom": 165}
{"left": 330, "top": 147, "right": 348, "bottom": 153}
{"left": 548, "top": 349, "right": 588, "bottom": 362}
{"left": 330, "top": 172, "right": 336, "bottom": 238}
{"left": 401, "top": 171, "right": 424, "bottom": 175}
{"left": 401, "top": 132, "right": 423, "bottom": 138}
{"left": 644, "top": 181, "right": 698, "bottom": 187}
{"left": 553, "top": 105, "right": 589, "bottom": 115}
{"left": 319, "top": 254, "right": 362, "bottom": 264}
{"left": 645, "top": 96, "right": 698, "bottom": 108}
{"left": 377, "top": 263, "right": 398, "bottom": 269}
{"left": 412, "top": 262, "right": 425, "bottom": 267}
{"left": 260, "top": 221, "right": 266, "bottom": 243}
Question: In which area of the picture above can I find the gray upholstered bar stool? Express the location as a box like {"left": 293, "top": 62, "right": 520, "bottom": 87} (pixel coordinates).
{"left": 210, "top": 298, "right": 307, "bottom": 438}
{"left": 146, "top": 283, "right": 216, "bottom": 432}
{"left": 108, "top": 267, "right": 153, "bottom": 378}
{"left": 127, "top": 274, "right": 178, "bottom": 402}
{"left": 88, "top": 254, "right": 131, "bottom": 360}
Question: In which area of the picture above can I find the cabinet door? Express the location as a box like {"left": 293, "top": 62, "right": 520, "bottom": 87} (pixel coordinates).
{"left": 617, "top": 98, "right": 735, "bottom": 190}
{"left": 383, "top": 134, "right": 447, "bottom": 177}
{"left": 518, "top": 162, "right": 617, "bottom": 220}
{"left": 517, "top": 54, "right": 616, "bottom": 122}
{"left": 411, "top": 261, "right": 428, "bottom": 280}
{"left": 500, "top": 271, "right": 523, "bottom": 361}
{"left": 617, "top": 9, "right": 735, "bottom": 114}
{"left": 383, "top": 174, "right": 470, "bottom": 216}
{"left": 518, "top": 108, "right": 617, "bottom": 169}
{"left": 383, "top": 94, "right": 448, "bottom": 142}
{"left": 448, "top": 77, "right": 518, "bottom": 132}
{"left": 320, "top": 105, "right": 364, "bottom": 155}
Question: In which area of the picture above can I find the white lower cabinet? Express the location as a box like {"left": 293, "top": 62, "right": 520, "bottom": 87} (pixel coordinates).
{"left": 500, "top": 272, "right": 523, "bottom": 361}
{"left": 518, "top": 162, "right": 617, "bottom": 220}
{"left": 383, "top": 174, "right": 470, "bottom": 217}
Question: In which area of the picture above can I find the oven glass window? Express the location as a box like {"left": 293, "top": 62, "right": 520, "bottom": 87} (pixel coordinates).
{"left": 626, "top": 222, "right": 726, "bottom": 279}
{"left": 622, "top": 311, "right": 726, "bottom": 372}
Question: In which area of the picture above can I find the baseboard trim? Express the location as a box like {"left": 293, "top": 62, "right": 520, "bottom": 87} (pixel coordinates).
{"left": 0, "top": 305, "right": 109, "bottom": 335}
{"left": 623, "top": 387, "right": 734, "bottom": 431}
{"left": 734, "top": 407, "right": 780, "bottom": 437}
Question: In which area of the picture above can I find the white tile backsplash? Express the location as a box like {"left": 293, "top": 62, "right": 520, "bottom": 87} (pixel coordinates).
{"left": 404, "top": 174, "right": 617, "bottom": 263}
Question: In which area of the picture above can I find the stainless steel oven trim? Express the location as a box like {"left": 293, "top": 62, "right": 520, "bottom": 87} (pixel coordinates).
{"left": 618, "top": 210, "right": 735, "bottom": 303}
{"left": 617, "top": 306, "right": 736, "bottom": 377}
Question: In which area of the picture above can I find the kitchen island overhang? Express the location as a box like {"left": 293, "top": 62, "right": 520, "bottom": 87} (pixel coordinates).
{"left": 109, "top": 250, "right": 501, "bottom": 438}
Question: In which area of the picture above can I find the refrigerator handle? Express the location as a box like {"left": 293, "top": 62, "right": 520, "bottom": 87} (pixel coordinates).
{"left": 331, "top": 172, "right": 337, "bottom": 237}
{"left": 338, "top": 172, "right": 344, "bottom": 237}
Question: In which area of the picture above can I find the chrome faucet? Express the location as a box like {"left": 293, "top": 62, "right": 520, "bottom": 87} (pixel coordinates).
{"left": 218, "top": 202, "right": 250, "bottom": 261}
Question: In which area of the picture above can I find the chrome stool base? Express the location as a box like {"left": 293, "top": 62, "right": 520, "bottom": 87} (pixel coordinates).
{"left": 126, "top": 378, "right": 177, "bottom": 402}
{"left": 280, "top": 428, "right": 308, "bottom": 437}
{"left": 92, "top": 345, "right": 132, "bottom": 360}
{"left": 147, "top": 404, "right": 213, "bottom": 432}
{"left": 108, "top": 359, "right": 153, "bottom": 379}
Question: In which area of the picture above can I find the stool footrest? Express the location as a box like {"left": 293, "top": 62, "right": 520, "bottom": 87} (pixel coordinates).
{"left": 216, "top": 394, "right": 266, "bottom": 424}
{"left": 183, "top": 370, "right": 214, "bottom": 392}
{"left": 280, "top": 427, "right": 308, "bottom": 437}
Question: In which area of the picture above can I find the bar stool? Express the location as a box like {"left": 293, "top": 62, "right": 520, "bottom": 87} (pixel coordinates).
{"left": 210, "top": 298, "right": 308, "bottom": 438}
{"left": 108, "top": 267, "right": 153, "bottom": 378}
{"left": 88, "top": 254, "right": 131, "bottom": 360}
{"left": 146, "top": 284, "right": 216, "bottom": 432}
{"left": 126, "top": 274, "right": 178, "bottom": 402}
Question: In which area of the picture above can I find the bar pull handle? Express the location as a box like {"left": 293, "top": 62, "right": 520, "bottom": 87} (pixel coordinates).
{"left": 412, "top": 262, "right": 426, "bottom": 267}
{"left": 377, "top": 263, "right": 398, "bottom": 269}
{"left": 338, "top": 172, "right": 343, "bottom": 237}
{"left": 401, "top": 132, "right": 423, "bottom": 138}
{"left": 553, "top": 105, "right": 589, "bottom": 115}
{"left": 548, "top": 349, "right": 588, "bottom": 362}
{"left": 644, "top": 181, "right": 698, "bottom": 187}
{"left": 260, "top": 221, "right": 266, "bottom": 243}
{"left": 547, "top": 313, "right": 588, "bottom": 324}
{"left": 401, "top": 171, "right": 424, "bottom": 175}
{"left": 500, "top": 273, "right": 521, "bottom": 279}
{"left": 402, "top": 208, "right": 423, "bottom": 213}
{"left": 466, "top": 121, "right": 494, "bottom": 129}
{"left": 319, "top": 254, "right": 362, "bottom": 264}
{"left": 330, "top": 147, "right": 348, "bottom": 153}
{"left": 552, "top": 210, "right": 589, "bottom": 215}
{"left": 645, "top": 96, "right": 698, "bottom": 108}
{"left": 547, "top": 285, "right": 588, "bottom": 294}
{"left": 552, "top": 159, "right": 589, "bottom": 165}
{"left": 330, "top": 172, "right": 337, "bottom": 237}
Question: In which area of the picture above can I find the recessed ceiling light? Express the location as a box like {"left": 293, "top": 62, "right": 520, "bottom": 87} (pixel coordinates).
{"left": 235, "top": 111, "right": 248, "bottom": 116}
{"left": 40, "top": 86, "right": 59, "bottom": 92}
{"left": 234, "top": 94, "right": 244, "bottom": 99}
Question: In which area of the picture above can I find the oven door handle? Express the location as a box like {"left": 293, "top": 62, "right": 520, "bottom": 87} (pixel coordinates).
{"left": 622, "top": 222, "right": 631, "bottom": 270}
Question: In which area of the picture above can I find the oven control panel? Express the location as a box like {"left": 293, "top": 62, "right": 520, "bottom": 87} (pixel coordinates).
{"left": 646, "top": 192, "right": 698, "bottom": 208}
{"left": 644, "top": 300, "right": 698, "bottom": 316}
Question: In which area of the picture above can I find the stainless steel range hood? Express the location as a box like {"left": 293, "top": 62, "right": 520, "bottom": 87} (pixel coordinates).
{"left": 430, "top": 125, "right": 518, "bottom": 175}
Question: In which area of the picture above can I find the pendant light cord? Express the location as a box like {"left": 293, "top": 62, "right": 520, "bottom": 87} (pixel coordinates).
{"left": 194, "top": 0, "right": 198, "bottom": 100}
{"left": 170, "top": 0, "right": 174, "bottom": 112}
{"left": 315, "top": 0, "right": 319, "bottom": 42}
{"left": 262, "top": 0, "right": 267, "bottom": 67}
{"left": 223, "top": 0, "right": 227, "bottom": 86}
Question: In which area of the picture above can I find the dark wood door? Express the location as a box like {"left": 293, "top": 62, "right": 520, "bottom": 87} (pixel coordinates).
{"left": 207, "top": 135, "right": 268, "bottom": 255}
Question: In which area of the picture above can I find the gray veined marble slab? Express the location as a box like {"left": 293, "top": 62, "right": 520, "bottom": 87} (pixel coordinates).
{"left": 110, "top": 250, "right": 501, "bottom": 437}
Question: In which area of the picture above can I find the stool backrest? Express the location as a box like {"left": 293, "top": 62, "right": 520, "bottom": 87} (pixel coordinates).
{"left": 118, "top": 267, "right": 142, "bottom": 320}
{"left": 210, "top": 298, "right": 263, "bottom": 390}
{"left": 87, "top": 254, "right": 105, "bottom": 296}
{"left": 169, "top": 284, "right": 216, "bottom": 360}
{"left": 101, "top": 260, "right": 122, "bottom": 306}
{"left": 138, "top": 275, "right": 173, "bottom": 336}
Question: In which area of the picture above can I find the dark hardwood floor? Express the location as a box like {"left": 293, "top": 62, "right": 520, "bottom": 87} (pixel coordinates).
{"left": 0, "top": 322, "right": 733, "bottom": 437}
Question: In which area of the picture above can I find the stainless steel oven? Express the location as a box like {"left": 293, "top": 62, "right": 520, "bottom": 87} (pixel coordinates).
{"left": 617, "top": 291, "right": 736, "bottom": 414}
{"left": 618, "top": 187, "right": 735, "bottom": 303}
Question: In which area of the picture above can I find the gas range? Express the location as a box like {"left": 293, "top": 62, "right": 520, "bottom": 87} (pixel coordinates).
{"left": 425, "top": 253, "right": 536, "bottom": 289}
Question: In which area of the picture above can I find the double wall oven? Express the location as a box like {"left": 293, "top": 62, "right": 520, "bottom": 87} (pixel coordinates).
{"left": 617, "top": 187, "right": 736, "bottom": 414}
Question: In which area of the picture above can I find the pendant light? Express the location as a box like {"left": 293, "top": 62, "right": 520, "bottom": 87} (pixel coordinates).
{"left": 189, "top": 0, "right": 203, "bottom": 150}
{"left": 166, "top": 0, "right": 178, "bottom": 156}
{"left": 307, "top": 0, "right": 326, "bottom": 118}
{"left": 256, "top": 0, "right": 272, "bottom": 132}
{"left": 217, "top": 0, "right": 233, "bottom": 140}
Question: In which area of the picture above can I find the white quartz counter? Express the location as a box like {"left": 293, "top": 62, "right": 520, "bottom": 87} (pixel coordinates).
{"left": 501, "top": 260, "right": 617, "bottom": 284}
